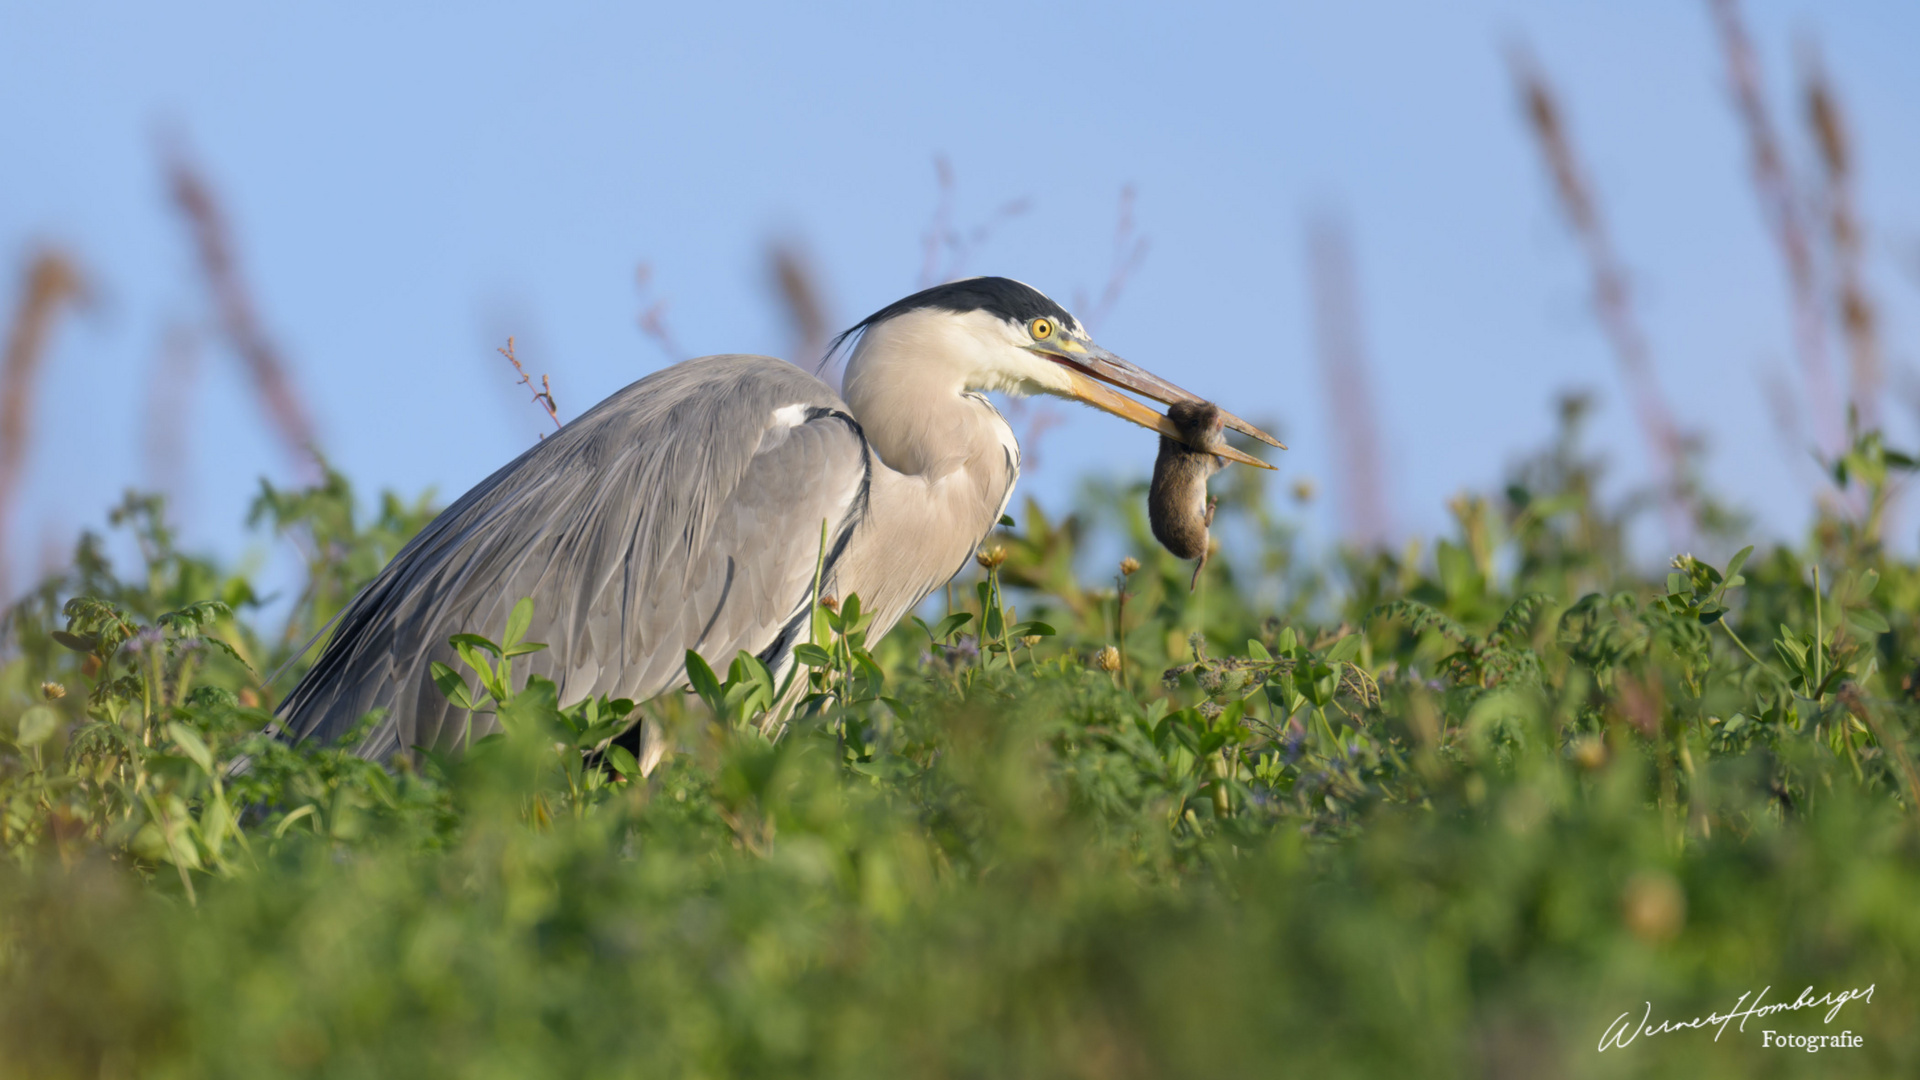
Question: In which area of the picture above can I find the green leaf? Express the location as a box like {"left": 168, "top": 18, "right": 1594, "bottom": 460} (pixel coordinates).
{"left": 1268, "top": 681, "right": 1306, "bottom": 714}
{"left": 448, "top": 633, "right": 501, "bottom": 657}
{"left": 504, "top": 597, "right": 535, "bottom": 647}
{"left": 738, "top": 652, "right": 775, "bottom": 694}
{"left": 793, "top": 644, "right": 834, "bottom": 668}
{"left": 430, "top": 661, "right": 477, "bottom": 711}
{"left": 62, "top": 598, "right": 136, "bottom": 648}
{"left": 1168, "top": 716, "right": 1201, "bottom": 754}
{"left": 452, "top": 640, "right": 496, "bottom": 692}
{"left": 1295, "top": 661, "right": 1337, "bottom": 708}
{"left": 1436, "top": 541, "right": 1476, "bottom": 599}
{"left": 1219, "top": 698, "right": 1247, "bottom": 727}
{"left": 1246, "top": 639, "right": 1273, "bottom": 661}
{"left": 1325, "top": 634, "right": 1363, "bottom": 665}
{"left": 1277, "top": 626, "right": 1298, "bottom": 653}
{"left": 1724, "top": 545, "right": 1754, "bottom": 584}
{"left": 1009, "top": 621, "right": 1056, "bottom": 638}
{"left": 498, "top": 674, "right": 563, "bottom": 737}
{"left": 605, "top": 744, "right": 641, "bottom": 779}
{"left": 198, "top": 636, "right": 255, "bottom": 672}
{"left": 933, "top": 612, "right": 974, "bottom": 641}
{"left": 576, "top": 719, "right": 624, "bottom": 749}
{"left": 158, "top": 600, "right": 234, "bottom": 636}
{"left": 999, "top": 513, "right": 1016, "bottom": 527}
{"left": 185, "top": 686, "right": 239, "bottom": 709}
{"left": 1775, "top": 634, "right": 1808, "bottom": 669}
{"left": 684, "top": 652, "right": 724, "bottom": 714}
{"left": 15, "top": 706, "right": 59, "bottom": 748}
{"left": 50, "top": 631, "right": 98, "bottom": 654}
{"left": 841, "top": 593, "right": 863, "bottom": 631}
{"left": 166, "top": 722, "right": 215, "bottom": 774}
{"left": 1848, "top": 609, "right": 1891, "bottom": 635}
{"left": 503, "top": 641, "right": 549, "bottom": 658}
{"left": 272, "top": 804, "right": 318, "bottom": 839}
{"left": 730, "top": 652, "right": 776, "bottom": 716}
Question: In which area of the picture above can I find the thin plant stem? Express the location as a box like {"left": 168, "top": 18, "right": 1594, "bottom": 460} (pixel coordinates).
{"left": 809, "top": 518, "right": 828, "bottom": 647}
{"left": 1718, "top": 619, "right": 1791, "bottom": 689}
{"left": 771, "top": 519, "right": 830, "bottom": 718}
{"left": 1813, "top": 566, "right": 1825, "bottom": 691}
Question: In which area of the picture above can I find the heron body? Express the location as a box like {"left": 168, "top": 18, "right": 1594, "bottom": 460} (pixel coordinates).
{"left": 279, "top": 278, "right": 1280, "bottom": 760}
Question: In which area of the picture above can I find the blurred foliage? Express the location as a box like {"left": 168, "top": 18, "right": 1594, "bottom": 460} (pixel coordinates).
{"left": 2, "top": 404, "right": 1919, "bottom": 1077}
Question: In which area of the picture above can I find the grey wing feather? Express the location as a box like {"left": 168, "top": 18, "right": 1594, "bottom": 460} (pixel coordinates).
{"left": 277, "top": 354, "right": 870, "bottom": 759}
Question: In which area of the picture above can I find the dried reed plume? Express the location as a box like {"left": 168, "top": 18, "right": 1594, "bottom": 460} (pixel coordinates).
{"left": 498, "top": 336, "right": 561, "bottom": 435}
{"left": 1510, "top": 46, "right": 1691, "bottom": 543}
{"left": 635, "top": 263, "right": 687, "bottom": 362}
{"left": 906, "top": 157, "right": 1058, "bottom": 463}
{"left": 1073, "top": 185, "right": 1151, "bottom": 336}
{"left": 1707, "top": 0, "right": 1843, "bottom": 453}
{"left": 1801, "top": 43, "right": 1881, "bottom": 431}
{"left": 1008, "top": 185, "right": 1152, "bottom": 473}
{"left": 1308, "top": 216, "right": 1391, "bottom": 550}
{"left": 975, "top": 185, "right": 1153, "bottom": 474}
{"left": 0, "top": 250, "right": 86, "bottom": 601}
{"left": 917, "top": 155, "right": 1030, "bottom": 288}
{"left": 767, "top": 239, "right": 834, "bottom": 385}
{"left": 143, "top": 324, "right": 202, "bottom": 498}
{"left": 165, "top": 147, "right": 321, "bottom": 478}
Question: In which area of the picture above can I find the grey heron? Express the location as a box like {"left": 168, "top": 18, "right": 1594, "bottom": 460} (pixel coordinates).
{"left": 278, "top": 277, "right": 1281, "bottom": 761}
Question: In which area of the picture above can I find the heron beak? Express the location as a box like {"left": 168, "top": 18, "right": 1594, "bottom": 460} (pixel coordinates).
{"left": 1037, "top": 340, "right": 1285, "bottom": 469}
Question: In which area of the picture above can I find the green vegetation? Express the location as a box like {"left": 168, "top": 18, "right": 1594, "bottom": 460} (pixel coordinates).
{"left": 2, "top": 403, "right": 1916, "bottom": 1078}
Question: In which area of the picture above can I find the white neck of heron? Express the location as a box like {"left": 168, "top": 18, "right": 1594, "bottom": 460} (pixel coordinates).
{"left": 841, "top": 309, "right": 1042, "bottom": 478}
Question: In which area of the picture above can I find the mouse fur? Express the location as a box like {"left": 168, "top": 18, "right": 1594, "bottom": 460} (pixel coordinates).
{"left": 1149, "top": 400, "right": 1226, "bottom": 589}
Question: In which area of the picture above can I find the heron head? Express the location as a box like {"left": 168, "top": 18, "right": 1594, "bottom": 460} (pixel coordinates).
{"left": 833, "top": 277, "right": 1282, "bottom": 468}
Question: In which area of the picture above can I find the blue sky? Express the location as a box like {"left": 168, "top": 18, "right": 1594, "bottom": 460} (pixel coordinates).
{"left": 4, "top": 1, "right": 1919, "bottom": 595}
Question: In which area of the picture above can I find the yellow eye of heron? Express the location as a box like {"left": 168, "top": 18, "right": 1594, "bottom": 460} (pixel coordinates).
{"left": 1030, "top": 318, "right": 1053, "bottom": 340}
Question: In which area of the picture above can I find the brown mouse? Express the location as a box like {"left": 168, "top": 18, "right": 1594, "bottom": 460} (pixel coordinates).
{"left": 1149, "top": 400, "right": 1226, "bottom": 590}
